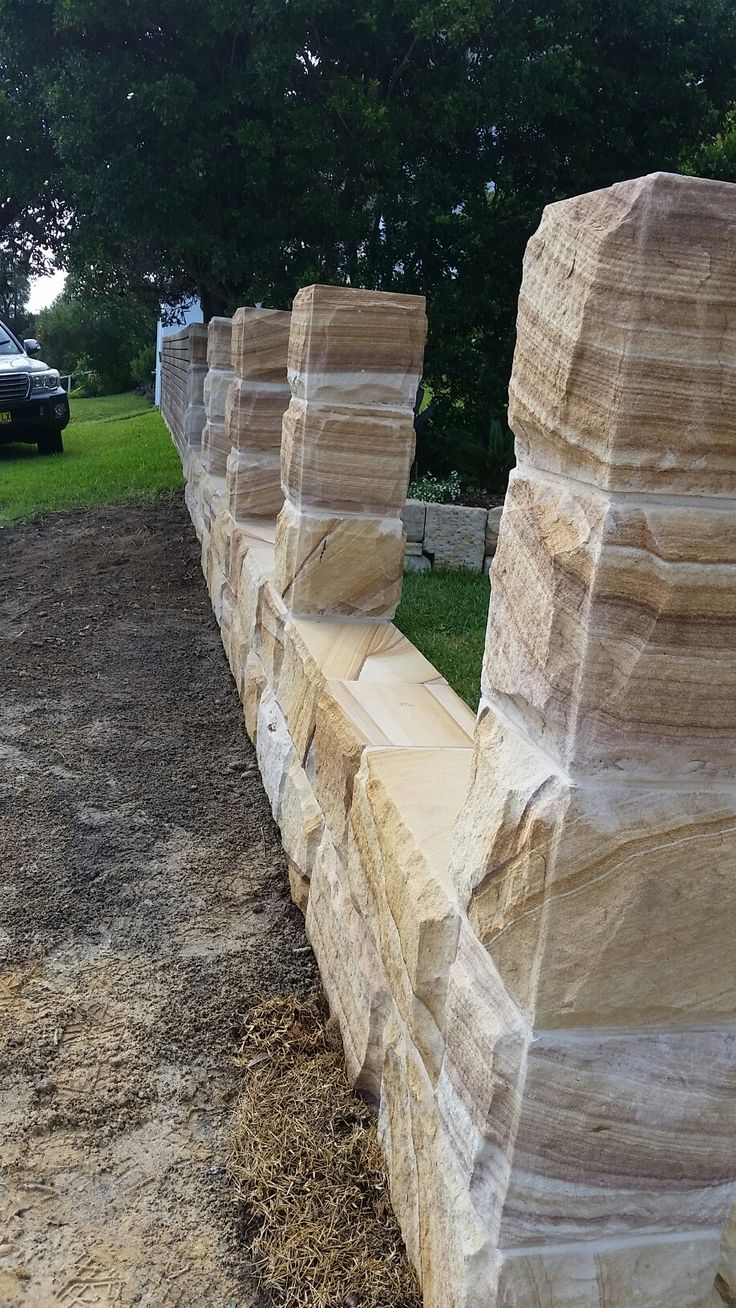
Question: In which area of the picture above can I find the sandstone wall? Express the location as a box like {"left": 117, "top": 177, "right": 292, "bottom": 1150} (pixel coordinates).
{"left": 159, "top": 323, "right": 207, "bottom": 455}
{"left": 169, "top": 181, "right": 736, "bottom": 1308}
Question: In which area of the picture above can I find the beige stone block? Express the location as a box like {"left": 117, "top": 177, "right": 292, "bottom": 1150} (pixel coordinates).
{"left": 312, "top": 682, "right": 474, "bottom": 864}
{"left": 206, "top": 315, "right": 233, "bottom": 370}
{"left": 485, "top": 469, "right": 736, "bottom": 779}
{"left": 227, "top": 517, "right": 276, "bottom": 600}
{"left": 509, "top": 172, "right": 736, "bottom": 495}
{"left": 719, "top": 1201, "right": 736, "bottom": 1298}
{"left": 450, "top": 707, "right": 736, "bottom": 1028}
{"left": 225, "top": 379, "right": 290, "bottom": 454}
{"left": 277, "top": 616, "right": 442, "bottom": 762}
{"left": 281, "top": 397, "right": 416, "bottom": 515}
{"left": 275, "top": 499, "right": 405, "bottom": 618}
{"left": 280, "top": 760, "right": 324, "bottom": 895}
{"left": 306, "top": 830, "right": 392, "bottom": 1098}
{"left": 255, "top": 691, "right": 295, "bottom": 820}
{"left": 200, "top": 419, "right": 230, "bottom": 476}
{"left": 225, "top": 447, "right": 283, "bottom": 520}
{"left": 424, "top": 502, "right": 487, "bottom": 570}
{"left": 242, "top": 650, "right": 267, "bottom": 745}
{"left": 203, "top": 367, "right": 233, "bottom": 422}
{"left": 288, "top": 284, "right": 427, "bottom": 407}
{"left": 255, "top": 580, "right": 287, "bottom": 688}
{"left": 236, "top": 549, "right": 273, "bottom": 662}
{"left": 232, "top": 306, "right": 291, "bottom": 382}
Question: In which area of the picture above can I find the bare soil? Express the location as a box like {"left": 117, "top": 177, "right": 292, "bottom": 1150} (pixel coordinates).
{"left": 0, "top": 497, "right": 317, "bottom": 1307}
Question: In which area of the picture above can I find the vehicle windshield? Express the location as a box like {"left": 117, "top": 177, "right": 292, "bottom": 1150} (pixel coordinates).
{"left": 0, "top": 326, "right": 22, "bottom": 356}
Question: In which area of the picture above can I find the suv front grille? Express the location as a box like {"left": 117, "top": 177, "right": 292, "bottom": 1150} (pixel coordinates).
{"left": 0, "top": 373, "right": 30, "bottom": 404}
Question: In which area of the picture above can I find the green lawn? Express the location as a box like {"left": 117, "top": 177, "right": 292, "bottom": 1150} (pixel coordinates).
{"left": 0, "top": 391, "right": 182, "bottom": 526}
{"left": 395, "top": 567, "right": 489, "bottom": 708}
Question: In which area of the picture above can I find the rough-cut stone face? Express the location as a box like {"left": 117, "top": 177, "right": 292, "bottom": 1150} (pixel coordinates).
{"left": 400, "top": 499, "right": 426, "bottom": 543}
{"left": 288, "top": 284, "right": 427, "bottom": 407}
{"left": 225, "top": 447, "right": 283, "bottom": 520}
{"left": 232, "top": 307, "right": 291, "bottom": 382}
{"left": 509, "top": 172, "right": 736, "bottom": 495}
{"left": 225, "top": 380, "right": 291, "bottom": 454}
{"left": 281, "top": 398, "right": 416, "bottom": 515}
{"left": 423, "top": 503, "right": 487, "bottom": 571}
{"left": 485, "top": 470, "right": 736, "bottom": 778}
{"left": 206, "top": 316, "right": 233, "bottom": 370}
{"left": 275, "top": 499, "right": 405, "bottom": 619}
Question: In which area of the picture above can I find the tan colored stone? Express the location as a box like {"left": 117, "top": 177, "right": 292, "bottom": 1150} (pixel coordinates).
{"left": 232, "top": 306, "right": 291, "bottom": 382}
{"left": 225, "top": 380, "right": 290, "bottom": 454}
{"left": 281, "top": 397, "right": 416, "bottom": 515}
{"left": 227, "top": 518, "right": 276, "bottom": 599}
{"left": 485, "top": 470, "right": 736, "bottom": 779}
{"left": 255, "top": 580, "right": 287, "bottom": 688}
{"left": 276, "top": 616, "right": 442, "bottom": 762}
{"left": 280, "top": 760, "right": 324, "bottom": 898}
{"left": 206, "top": 315, "right": 233, "bottom": 370}
{"left": 275, "top": 499, "right": 405, "bottom": 618}
{"left": 242, "top": 649, "right": 267, "bottom": 744}
{"left": 225, "top": 447, "right": 283, "bottom": 520}
{"left": 288, "top": 284, "right": 427, "bottom": 407}
{"left": 509, "top": 172, "right": 736, "bottom": 495}
{"left": 312, "top": 682, "right": 473, "bottom": 862}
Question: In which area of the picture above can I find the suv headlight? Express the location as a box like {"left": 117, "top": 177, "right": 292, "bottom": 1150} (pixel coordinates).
{"left": 31, "top": 370, "right": 61, "bottom": 391}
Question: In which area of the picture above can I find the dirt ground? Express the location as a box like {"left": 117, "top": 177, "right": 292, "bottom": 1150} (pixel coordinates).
{"left": 0, "top": 497, "right": 317, "bottom": 1307}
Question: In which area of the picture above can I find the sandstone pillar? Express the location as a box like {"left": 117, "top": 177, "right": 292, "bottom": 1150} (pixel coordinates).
{"left": 274, "top": 285, "right": 427, "bottom": 618}
{"left": 200, "top": 316, "right": 234, "bottom": 475}
{"left": 180, "top": 322, "right": 208, "bottom": 452}
{"left": 445, "top": 173, "right": 736, "bottom": 1306}
{"left": 225, "top": 307, "right": 291, "bottom": 519}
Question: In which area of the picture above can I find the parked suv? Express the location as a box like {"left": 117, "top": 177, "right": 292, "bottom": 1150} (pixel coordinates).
{"left": 0, "top": 320, "right": 70, "bottom": 454}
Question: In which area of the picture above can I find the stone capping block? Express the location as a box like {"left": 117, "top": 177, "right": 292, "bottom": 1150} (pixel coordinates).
{"left": 288, "top": 284, "right": 427, "bottom": 407}
{"left": 423, "top": 502, "right": 486, "bottom": 571}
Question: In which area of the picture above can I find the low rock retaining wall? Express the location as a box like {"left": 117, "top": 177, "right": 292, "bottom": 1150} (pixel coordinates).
{"left": 162, "top": 177, "right": 736, "bottom": 1308}
{"left": 401, "top": 499, "right": 503, "bottom": 571}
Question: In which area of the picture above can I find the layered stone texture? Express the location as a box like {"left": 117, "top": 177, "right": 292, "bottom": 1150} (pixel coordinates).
{"left": 166, "top": 196, "right": 736, "bottom": 1308}
{"left": 275, "top": 285, "right": 427, "bottom": 618}
{"left": 226, "top": 307, "right": 291, "bottom": 520}
{"left": 201, "top": 317, "right": 234, "bottom": 476}
{"left": 159, "top": 323, "right": 207, "bottom": 455}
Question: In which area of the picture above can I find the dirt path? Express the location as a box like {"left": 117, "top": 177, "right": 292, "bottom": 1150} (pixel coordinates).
{"left": 0, "top": 498, "right": 317, "bottom": 1307}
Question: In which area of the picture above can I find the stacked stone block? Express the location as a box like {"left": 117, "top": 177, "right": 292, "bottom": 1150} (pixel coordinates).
{"left": 275, "top": 285, "right": 427, "bottom": 618}
{"left": 159, "top": 323, "right": 207, "bottom": 455}
{"left": 200, "top": 317, "right": 234, "bottom": 476}
{"left": 225, "top": 307, "right": 291, "bottom": 520}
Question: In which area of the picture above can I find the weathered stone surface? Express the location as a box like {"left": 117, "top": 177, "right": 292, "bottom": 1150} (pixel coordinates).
{"left": 200, "top": 419, "right": 230, "bottom": 476}
{"left": 225, "top": 380, "right": 290, "bottom": 454}
{"left": 486, "top": 468, "right": 736, "bottom": 779}
{"left": 255, "top": 690, "right": 294, "bottom": 821}
{"left": 227, "top": 518, "right": 275, "bottom": 600}
{"left": 232, "top": 306, "right": 291, "bottom": 382}
{"left": 281, "top": 397, "right": 416, "bottom": 515}
{"left": 280, "top": 759, "right": 324, "bottom": 897}
{"left": 312, "top": 682, "right": 474, "bottom": 861}
{"left": 242, "top": 649, "right": 267, "bottom": 744}
{"left": 225, "top": 447, "right": 283, "bottom": 522}
{"left": 277, "top": 617, "right": 443, "bottom": 762}
{"left": 275, "top": 499, "right": 405, "bottom": 619}
{"left": 404, "top": 552, "right": 431, "bottom": 573}
{"left": 203, "top": 368, "right": 232, "bottom": 422}
{"left": 306, "top": 829, "right": 392, "bottom": 1097}
{"left": 256, "top": 580, "right": 287, "bottom": 688}
{"left": 288, "top": 284, "right": 427, "bottom": 407}
{"left": 206, "top": 316, "right": 233, "bottom": 370}
{"left": 400, "top": 498, "right": 426, "bottom": 542}
{"left": 509, "top": 172, "right": 736, "bottom": 495}
{"left": 423, "top": 502, "right": 486, "bottom": 571}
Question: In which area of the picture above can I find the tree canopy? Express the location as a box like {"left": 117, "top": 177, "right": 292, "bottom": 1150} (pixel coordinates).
{"left": 3, "top": 0, "right": 736, "bottom": 471}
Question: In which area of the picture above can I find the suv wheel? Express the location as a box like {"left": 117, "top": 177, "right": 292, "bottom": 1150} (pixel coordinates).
{"left": 37, "top": 430, "right": 64, "bottom": 455}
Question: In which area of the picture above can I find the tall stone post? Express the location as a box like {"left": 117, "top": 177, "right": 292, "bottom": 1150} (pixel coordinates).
{"left": 225, "top": 307, "right": 291, "bottom": 519}
{"left": 200, "top": 316, "right": 234, "bottom": 476}
{"left": 181, "top": 322, "right": 208, "bottom": 452}
{"left": 445, "top": 173, "right": 736, "bottom": 1306}
{"left": 274, "top": 285, "right": 427, "bottom": 618}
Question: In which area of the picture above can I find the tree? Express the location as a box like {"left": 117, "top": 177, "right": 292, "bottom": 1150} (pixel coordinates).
{"left": 3, "top": 0, "right": 736, "bottom": 480}
{"left": 37, "top": 279, "right": 157, "bottom": 393}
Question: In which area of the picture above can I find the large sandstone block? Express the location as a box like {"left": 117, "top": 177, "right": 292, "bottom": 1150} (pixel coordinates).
{"left": 206, "top": 315, "right": 233, "bottom": 370}
{"left": 280, "top": 759, "right": 324, "bottom": 907}
{"left": 312, "top": 682, "right": 473, "bottom": 863}
{"left": 486, "top": 470, "right": 736, "bottom": 779}
{"left": 225, "top": 380, "right": 290, "bottom": 454}
{"left": 232, "top": 306, "right": 291, "bottom": 382}
{"left": 227, "top": 518, "right": 275, "bottom": 601}
{"left": 277, "top": 616, "right": 441, "bottom": 762}
{"left": 275, "top": 499, "right": 405, "bottom": 619}
{"left": 281, "top": 397, "right": 416, "bottom": 515}
{"left": 225, "top": 447, "right": 283, "bottom": 521}
{"left": 509, "top": 172, "right": 736, "bottom": 494}
{"left": 288, "top": 284, "right": 427, "bottom": 407}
